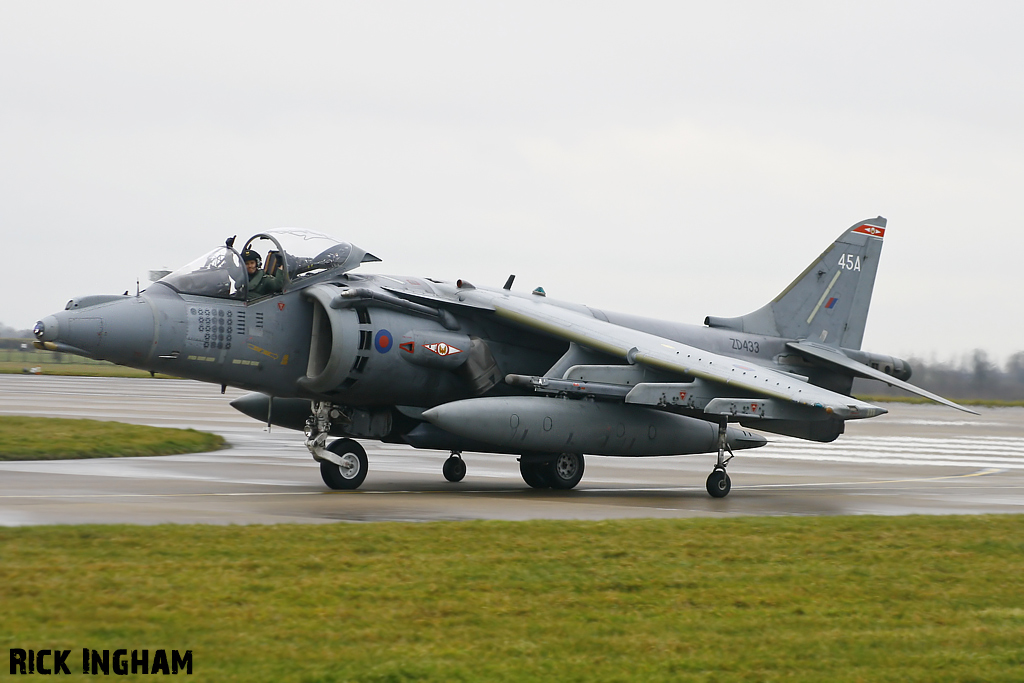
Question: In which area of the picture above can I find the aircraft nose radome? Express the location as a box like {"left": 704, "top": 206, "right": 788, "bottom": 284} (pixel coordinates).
{"left": 41, "top": 297, "right": 156, "bottom": 364}
{"left": 34, "top": 315, "right": 59, "bottom": 342}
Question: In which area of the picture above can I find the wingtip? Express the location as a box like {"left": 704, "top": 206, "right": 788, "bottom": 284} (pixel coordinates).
{"left": 957, "top": 403, "right": 982, "bottom": 416}
{"left": 937, "top": 396, "right": 980, "bottom": 416}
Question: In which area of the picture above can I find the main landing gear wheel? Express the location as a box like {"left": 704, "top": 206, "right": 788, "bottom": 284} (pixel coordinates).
{"left": 319, "top": 438, "right": 368, "bottom": 490}
{"left": 706, "top": 469, "right": 731, "bottom": 498}
{"left": 443, "top": 453, "right": 467, "bottom": 483}
{"left": 547, "top": 452, "right": 585, "bottom": 490}
{"left": 520, "top": 453, "right": 586, "bottom": 489}
{"left": 519, "top": 459, "right": 552, "bottom": 489}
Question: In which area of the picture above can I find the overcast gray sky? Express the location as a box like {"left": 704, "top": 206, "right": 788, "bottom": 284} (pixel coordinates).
{"left": 2, "top": 2, "right": 1022, "bottom": 362}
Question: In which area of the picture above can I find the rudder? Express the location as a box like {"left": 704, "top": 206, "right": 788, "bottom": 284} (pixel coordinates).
{"left": 705, "top": 217, "right": 886, "bottom": 350}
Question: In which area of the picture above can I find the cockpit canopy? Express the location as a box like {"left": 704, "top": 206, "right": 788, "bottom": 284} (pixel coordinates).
{"left": 156, "top": 229, "right": 380, "bottom": 300}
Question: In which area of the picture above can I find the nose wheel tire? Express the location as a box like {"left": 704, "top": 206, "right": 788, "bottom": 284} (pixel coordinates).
{"left": 442, "top": 455, "right": 467, "bottom": 483}
{"left": 320, "top": 438, "right": 368, "bottom": 490}
{"left": 706, "top": 469, "right": 731, "bottom": 498}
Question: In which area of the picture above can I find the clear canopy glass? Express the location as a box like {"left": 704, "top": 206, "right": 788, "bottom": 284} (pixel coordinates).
{"left": 156, "top": 229, "right": 375, "bottom": 300}
{"left": 252, "top": 230, "right": 359, "bottom": 282}
{"left": 244, "top": 229, "right": 375, "bottom": 286}
{"left": 157, "top": 247, "right": 246, "bottom": 300}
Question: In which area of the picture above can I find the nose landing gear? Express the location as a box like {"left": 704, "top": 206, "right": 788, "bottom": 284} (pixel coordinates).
{"left": 305, "top": 401, "right": 370, "bottom": 490}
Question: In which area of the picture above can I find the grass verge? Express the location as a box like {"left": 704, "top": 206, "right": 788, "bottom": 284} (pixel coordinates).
{"left": 0, "top": 417, "right": 225, "bottom": 460}
{"left": 2, "top": 516, "right": 1023, "bottom": 682}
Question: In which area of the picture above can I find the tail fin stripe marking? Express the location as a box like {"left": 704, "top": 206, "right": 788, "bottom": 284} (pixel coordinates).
{"left": 806, "top": 270, "right": 842, "bottom": 325}
{"left": 853, "top": 225, "right": 885, "bottom": 238}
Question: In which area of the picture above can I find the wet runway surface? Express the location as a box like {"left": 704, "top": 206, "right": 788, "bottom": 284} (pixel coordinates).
{"left": 1, "top": 375, "right": 1022, "bottom": 525}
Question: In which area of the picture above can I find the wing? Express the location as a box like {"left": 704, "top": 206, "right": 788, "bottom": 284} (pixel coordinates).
{"left": 461, "top": 288, "right": 887, "bottom": 421}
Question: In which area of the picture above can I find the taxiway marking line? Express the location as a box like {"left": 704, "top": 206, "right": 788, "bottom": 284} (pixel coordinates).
{"left": 737, "top": 467, "right": 1004, "bottom": 489}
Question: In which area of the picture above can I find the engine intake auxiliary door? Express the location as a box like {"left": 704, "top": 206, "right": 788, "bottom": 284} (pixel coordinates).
{"left": 298, "top": 285, "right": 361, "bottom": 394}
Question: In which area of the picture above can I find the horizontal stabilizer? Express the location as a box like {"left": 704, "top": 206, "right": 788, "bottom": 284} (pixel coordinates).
{"left": 786, "top": 341, "right": 979, "bottom": 415}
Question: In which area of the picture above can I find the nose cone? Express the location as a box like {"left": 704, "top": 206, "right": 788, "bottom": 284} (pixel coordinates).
{"left": 37, "top": 296, "right": 155, "bottom": 365}
{"left": 33, "top": 316, "right": 60, "bottom": 342}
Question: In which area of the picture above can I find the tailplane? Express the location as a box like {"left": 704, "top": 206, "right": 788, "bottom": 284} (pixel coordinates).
{"left": 705, "top": 217, "right": 886, "bottom": 350}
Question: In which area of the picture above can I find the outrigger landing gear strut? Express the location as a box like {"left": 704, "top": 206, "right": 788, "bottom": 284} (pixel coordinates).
{"left": 706, "top": 418, "right": 734, "bottom": 498}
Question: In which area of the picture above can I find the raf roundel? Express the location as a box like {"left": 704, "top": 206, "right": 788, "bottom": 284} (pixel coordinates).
{"left": 374, "top": 329, "right": 393, "bottom": 353}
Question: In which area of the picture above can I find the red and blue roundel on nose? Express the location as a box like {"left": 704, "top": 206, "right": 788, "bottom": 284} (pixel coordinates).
{"left": 374, "top": 329, "right": 393, "bottom": 353}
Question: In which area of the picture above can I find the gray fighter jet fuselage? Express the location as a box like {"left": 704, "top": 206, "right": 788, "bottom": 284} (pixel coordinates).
{"left": 34, "top": 220, "right": 971, "bottom": 497}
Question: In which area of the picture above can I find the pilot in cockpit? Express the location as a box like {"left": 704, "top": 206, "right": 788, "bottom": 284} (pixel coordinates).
{"left": 243, "top": 249, "right": 284, "bottom": 299}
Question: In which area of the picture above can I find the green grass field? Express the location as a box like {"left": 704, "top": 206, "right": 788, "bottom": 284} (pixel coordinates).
{"left": 3, "top": 516, "right": 1023, "bottom": 681}
{"left": 0, "top": 417, "right": 225, "bottom": 460}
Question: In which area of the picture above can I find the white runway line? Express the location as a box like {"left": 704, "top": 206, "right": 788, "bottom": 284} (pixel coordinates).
{"left": 758, "top": 435, "right": 1024, "bottom": 468}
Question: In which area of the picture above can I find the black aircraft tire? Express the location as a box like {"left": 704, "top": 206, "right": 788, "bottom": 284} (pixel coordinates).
{"left": 545, "top": 452, "right": 585, "bottom": 490}
{"left": 519, "top": 460, "right": 551, "bottom": 489}
{"left": 706, "top": 470, "right": 731, "bottom": 498}
{"left": 320, "top": 438, "right": 368, "bottom": 490}
{"left": 443, "top": 456, "right": 467, "bottom": 483}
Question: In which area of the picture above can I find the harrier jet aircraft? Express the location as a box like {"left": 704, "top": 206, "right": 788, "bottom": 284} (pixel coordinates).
{"left": 34, "top": 218, "right": 972, "bottom": 497}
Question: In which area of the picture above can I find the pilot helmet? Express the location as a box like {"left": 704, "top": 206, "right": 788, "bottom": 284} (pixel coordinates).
{"left": 242, "top": 250, "right": 262, "bottom": 268}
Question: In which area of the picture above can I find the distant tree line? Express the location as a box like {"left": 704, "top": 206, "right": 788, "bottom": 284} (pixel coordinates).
{"left": 0, "top": 323, "right": 32, "bottom": 339}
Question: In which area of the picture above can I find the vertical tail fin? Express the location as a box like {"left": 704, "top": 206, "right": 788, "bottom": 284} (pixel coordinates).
{"left": 705, "top": 217, "right": 886, "bottom": 350}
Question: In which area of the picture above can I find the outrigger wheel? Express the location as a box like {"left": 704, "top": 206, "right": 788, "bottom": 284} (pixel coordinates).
{"left": 443, "top": 452, "right": 467, "bottom": 483}
{"left": 706, "top": 468, "right": 731, "bottom": 498}
{"left": 319, "top": 438, "right": 368, "bottom": 490}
